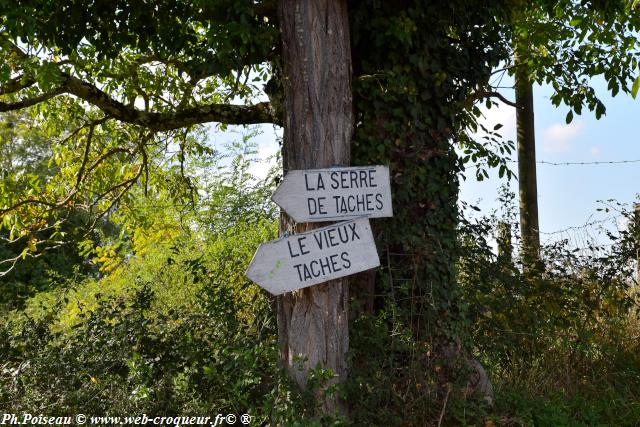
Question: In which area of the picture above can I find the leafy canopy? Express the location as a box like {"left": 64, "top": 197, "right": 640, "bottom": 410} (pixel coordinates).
{"left": 0, "top": 1, "right": 279, "bottom": 274}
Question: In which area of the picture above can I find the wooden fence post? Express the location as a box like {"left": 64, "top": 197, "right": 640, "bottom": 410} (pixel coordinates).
{"left": 514, "top": 48, "right": 541, "bottom": 271}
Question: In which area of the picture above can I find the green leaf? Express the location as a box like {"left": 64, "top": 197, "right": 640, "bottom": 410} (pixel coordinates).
{"left": 565, "top": 110, "right": 573, "bottom": 124}
{"left": 493, "top": 123, "right": 503, "bottom": 131}
{"left": 631, "top": 76, "right": 640, "bottom": 99}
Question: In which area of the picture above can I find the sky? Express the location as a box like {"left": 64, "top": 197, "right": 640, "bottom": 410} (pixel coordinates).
{"left": 208, "top": 75, "right": 640, "bottom": 248}
{"left": 462, "top": 75, "right": 640, "bottom": 247}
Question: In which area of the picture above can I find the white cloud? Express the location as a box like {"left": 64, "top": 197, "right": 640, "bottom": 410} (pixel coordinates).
{"left": 541, "top": 121, "right": 584, "bottom": 153}
{"left": 590, "top": 146, "right": 601, "bottom": 156}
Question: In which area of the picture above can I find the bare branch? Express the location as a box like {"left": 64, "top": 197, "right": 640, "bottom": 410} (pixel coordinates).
{"left": 467, "top": 89, "right": 521, "bottom": 109}
{"left": 0, "top": 86, "right": 66, "bottom": 111}
{"left": 75, "top": 124, "right": 96, "bottom": 190}
{"left": 0, "top": 198, "right": 58, "bottom": 217}
{"left": 0, "top": 241, "right": 68, "bottom": 278}
{"left": 85, "top": 161, "right": 145, "bottom": 234}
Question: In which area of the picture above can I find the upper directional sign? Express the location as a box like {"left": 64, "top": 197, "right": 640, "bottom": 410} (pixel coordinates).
{"left": 246, "top": 217, "right": 380, "bottom": 295}
{"left": 272, "top": 165, "right": 393, "bottom": 223}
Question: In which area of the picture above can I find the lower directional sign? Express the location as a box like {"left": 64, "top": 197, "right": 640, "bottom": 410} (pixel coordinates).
{"left": 246, "top": 217, "right": 380, "bottom": 295}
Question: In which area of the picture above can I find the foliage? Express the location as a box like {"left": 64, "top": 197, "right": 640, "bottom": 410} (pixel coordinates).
{"left": 0, "top": 123, "right": 330, "bottom": 422}
{"left": 2, "top": 1, "right": 640, "bottom": 425}
{"left": 346, "top": 0, "right": 514, "bottom": 423}
{"left": 0, "top": 152, "right": 319, "bottom": 423}
{"left": 0, "top": 0, "right": 277, "bottom": 268}
{"left": 198, "top": 128, "right": 280, "bottom": 234}
{"left": 0, "top": 110, "right": 106, "bottom": 309}
{"left": 1, "top": 221, "right": 285, "bottom": 418}
{"left": 506, "top": 0, "right": 640, "bottom": 123}
{"left": 0, "top": 0, "right": 277, "bottom": 75}
{"left": 456, "top": 193, "right": 640, "bottom": 426}
{"left": 345, "top": 2, "right": 640, "bottom": 423}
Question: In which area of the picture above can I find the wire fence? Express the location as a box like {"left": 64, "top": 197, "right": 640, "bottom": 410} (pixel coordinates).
{"left": 509, "top": 159, "right": 640, "bottom": 166}
{"left": 538, "top": 214, "right": 626, "bottom": 257}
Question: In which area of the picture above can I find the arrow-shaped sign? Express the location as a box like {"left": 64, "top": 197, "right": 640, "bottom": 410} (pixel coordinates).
{"left": 272, "top": 165, "right": 393, "bottom": 222}
{"left": 246, "top": 217, "right": 380, "bottom": 295}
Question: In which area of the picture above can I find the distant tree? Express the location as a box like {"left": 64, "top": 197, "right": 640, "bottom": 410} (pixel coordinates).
{"left": 0, "top": 110, "right": 105, "bottom": 308}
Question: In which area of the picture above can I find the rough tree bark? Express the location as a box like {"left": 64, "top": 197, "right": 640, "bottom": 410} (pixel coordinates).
{"left": 276, "top": 0, "right": 353, "bottom": 414}
{"left": 514, "top": 51, "right": 541, "bottom": 270}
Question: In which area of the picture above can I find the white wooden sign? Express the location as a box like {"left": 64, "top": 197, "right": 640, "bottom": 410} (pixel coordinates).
{"left": 246, "top": 217, "right": 380, "bottom": 295}
{"left": 271, "top": 165, "right": 393, "bottom": 223}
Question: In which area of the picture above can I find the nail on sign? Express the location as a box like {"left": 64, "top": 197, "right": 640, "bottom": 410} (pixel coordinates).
{"left": 246, "top": 217, "right": 380, "bottom": 295}
{"left": 272, "top": 165, "right": 393, "bottom": 222}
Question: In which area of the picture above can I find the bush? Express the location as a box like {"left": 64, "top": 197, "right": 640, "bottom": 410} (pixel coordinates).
{"left": 0, "top": 220, "right": 319, "bottom": 424}
{"left": 456, "top": 198, "right": 640, "bottom": 425}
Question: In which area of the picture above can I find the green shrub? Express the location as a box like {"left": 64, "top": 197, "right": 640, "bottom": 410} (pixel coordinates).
{"left": 455, "top": 197, "right": 640, "bottom": 426}
{"left": 0, "top": 220, "right": 319, "bottom": 424}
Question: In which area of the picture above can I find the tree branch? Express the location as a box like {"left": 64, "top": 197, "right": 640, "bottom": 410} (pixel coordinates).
{"left": 0, "top": 75, "right": 37, "bottom": 95}
{"left": 66, "top": 75, "right": 281, "bottom": 128}
{"left": 0, "top": 36, "right": 29, "bottom": 60}
{"left": 0, "top": 74, "right": 280, "bottom": 128}
{"left": 0, "top": 86, "right": 66, "bottom": 111}
{"left": 0, "top": 198, "right": 61, "bottom": 216}
{"left": 200, "top": 0, "right": 278, "bottom": 23}
{"left": 86, "top": 147, "right": 133, "bottom": 177}
{"left": 85, "top": 161, "right": 145, "bottom": 233}
{"left": 0, "top": 241, "right": 69, "bottom": 278}
{"left": 467, "top": 89, "right": 521, "bottom": 109}
{"left": 1, "top": 33, "right": 279, "bottom": 128}
{"left": 75, "top": 124, "right": 96, "bottom": 190}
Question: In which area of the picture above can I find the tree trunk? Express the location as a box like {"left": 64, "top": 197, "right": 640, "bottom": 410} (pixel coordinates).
{"left": 514, "top": 52, "right": 541, "bottom": 270}
{"left": 276, "top": 0, "right": 353, "bottom": 415}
